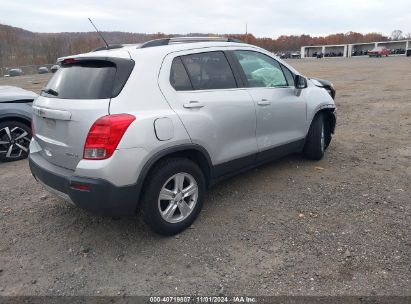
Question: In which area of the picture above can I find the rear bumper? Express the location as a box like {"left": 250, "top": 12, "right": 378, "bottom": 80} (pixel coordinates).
{"left": 29, "top": 152, "right": 139, "bottom": 217}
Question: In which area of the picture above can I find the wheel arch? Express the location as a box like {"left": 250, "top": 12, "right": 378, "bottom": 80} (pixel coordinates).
{"left": 135, "top": 144, "right": 213, "bottom": 207}
{"left": 0, "top": 114, "right": 32, "bottom": 129}
{"left": 310, "top": 106, "right": 336, "bottom": 134}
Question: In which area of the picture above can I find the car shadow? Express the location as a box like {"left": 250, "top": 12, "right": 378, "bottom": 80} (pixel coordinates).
{"left": 43, "top": 152, "right": 310, "bottom": 243}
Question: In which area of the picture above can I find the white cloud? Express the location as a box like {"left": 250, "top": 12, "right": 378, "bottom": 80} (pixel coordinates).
{"left": 0, "top": 0, "right": 409, "bottom": 37}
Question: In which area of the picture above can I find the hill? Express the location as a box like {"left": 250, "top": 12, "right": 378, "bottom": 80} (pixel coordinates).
{"left": 0, "top": 23, "right": 390, "bottom": 67}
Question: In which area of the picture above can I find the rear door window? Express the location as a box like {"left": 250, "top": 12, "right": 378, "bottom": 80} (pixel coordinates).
{"left": 41, "top": 60, "right": 117, "bottom": 99}
{"left": 170, "top": 57, "right": 193, "bottom": 91}
{"left": 180, "top": 52, "right": 237, "bottom": 90}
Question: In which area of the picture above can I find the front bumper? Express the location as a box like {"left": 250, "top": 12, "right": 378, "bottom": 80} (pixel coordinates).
{"left": 29, "top": 152, "right": 139, "bottom": 217}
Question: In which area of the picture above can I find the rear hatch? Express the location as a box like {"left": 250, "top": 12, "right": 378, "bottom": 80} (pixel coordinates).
{"left": 33, "top": 55, "right": 134, "bottom": 170}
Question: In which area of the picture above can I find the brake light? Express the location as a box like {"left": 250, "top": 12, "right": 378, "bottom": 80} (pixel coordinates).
{"left": 83, "top": 114, "right": 135, "bottom": 160}
{"left": 62, "top": 58, "right": 77, "bottom": 65}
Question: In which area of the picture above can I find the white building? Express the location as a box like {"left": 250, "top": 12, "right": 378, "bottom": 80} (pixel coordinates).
{"left": 301, "top": 40, "right": 410, "bottom": 58}
{"left": 301, "top": 44, "right": 347, "bottom": 58}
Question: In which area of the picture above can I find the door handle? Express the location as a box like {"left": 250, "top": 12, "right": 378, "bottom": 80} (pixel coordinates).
{"left": 257, "top": 99, "right": 271, "bottom": 106}
{"left": 183, "top": 101, "right": 204, "bottom": 109}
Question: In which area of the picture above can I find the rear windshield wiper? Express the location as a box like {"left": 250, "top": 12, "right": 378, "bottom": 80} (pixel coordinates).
{"left": 41, "top": 88, "right": 59, "bottom": 96}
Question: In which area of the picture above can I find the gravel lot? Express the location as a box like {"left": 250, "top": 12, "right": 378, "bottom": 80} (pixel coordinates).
{"left": 0, "top": 57, "right": 410, "bottom": 296}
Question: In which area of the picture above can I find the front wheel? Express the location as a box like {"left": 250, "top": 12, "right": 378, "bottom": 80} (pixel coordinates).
{"left": 303, "top": 113, "right": 327, "bottom": 160}
{"left": 0, "top": 121, "right": 32, "bottom": 162}
{"left": 141, "top": 158, "right": 206, "bottom": 236}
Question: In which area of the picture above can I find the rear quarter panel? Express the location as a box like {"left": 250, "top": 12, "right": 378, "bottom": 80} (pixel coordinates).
{"left": 108, "top": 48, "right": 192, "bottom": 155}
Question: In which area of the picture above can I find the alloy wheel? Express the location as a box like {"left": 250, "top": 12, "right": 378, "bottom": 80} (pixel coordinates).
{"left": 0, "top": 126, "right": 31, "bottom": 160}
{"left": 158, "top": 172, "right": 199, "bottom": 224}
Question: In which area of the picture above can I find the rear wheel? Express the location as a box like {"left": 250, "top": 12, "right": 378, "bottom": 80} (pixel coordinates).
{"left": 0, "top": 121, "right": 31, "bottom": 162}
{"left": 303, "top": 113, "right": 326, "bottom": 160}
{"left": 141, "top": 157, "right": 206, "bottom": 236}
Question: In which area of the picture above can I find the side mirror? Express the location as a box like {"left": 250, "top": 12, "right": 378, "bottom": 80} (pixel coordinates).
{"left": 295, "top": 75, "right": 307, "bottom": 89}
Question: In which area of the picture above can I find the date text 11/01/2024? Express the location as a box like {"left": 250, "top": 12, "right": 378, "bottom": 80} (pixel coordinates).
{"left": 149, "top": 296, "right": 257, "bottom": 303}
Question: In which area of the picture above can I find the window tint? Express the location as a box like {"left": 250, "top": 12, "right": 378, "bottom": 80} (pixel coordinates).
{"left": 181, "top": 52, "right": 237, "bottom": 90}
{"left": 170, "top": 57, "right": 193, "bottom": 91}
{"left": 42, "top": 61, "right": 116, "bottom": 99}
{"left": 234, "top": 51, "right": 287, "bottom": 88}
{"left": 281, "top": 64, "right": 295, "bottom": 87}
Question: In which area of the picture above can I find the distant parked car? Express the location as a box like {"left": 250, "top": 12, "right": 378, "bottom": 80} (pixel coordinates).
{"left": 50, "top": 65, "right": 60, "bottom": 73}
{"left": 8, "top": 68, "right": 23, "bottom": 77}
{"left": 390, "top": 48, "right": 405, "bottom": 55}
{"left": 0, "top": 86, "right": 37, "bottom": 162}
{"left": 406, "top": 49, "right": 411, "bottom": 57}
{"left": 38, "top": 67, "right": 49, "bottom": 74}
{"left": 368, "top": 47, "right": 390, "bottom": 57}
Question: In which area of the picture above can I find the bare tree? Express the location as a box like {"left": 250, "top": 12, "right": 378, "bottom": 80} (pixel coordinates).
{"left": 391, "top": 30, "right": 403, "bottom": 40}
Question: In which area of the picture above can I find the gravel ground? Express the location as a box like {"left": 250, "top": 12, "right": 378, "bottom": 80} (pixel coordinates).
{"left": 0, "top": 57, "right": 410, "bottom": 296}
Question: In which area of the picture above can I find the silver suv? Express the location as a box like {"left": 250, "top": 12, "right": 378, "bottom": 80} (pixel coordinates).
{"left": 29, "top": 37, "right": 336, "bottom": 235}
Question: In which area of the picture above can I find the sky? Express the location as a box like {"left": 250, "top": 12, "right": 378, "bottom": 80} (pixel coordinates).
{"left": 0, "top": 0, "right": 410, "bottom": 37}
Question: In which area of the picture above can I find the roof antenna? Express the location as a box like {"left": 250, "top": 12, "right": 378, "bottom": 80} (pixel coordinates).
{"left": 88, "top": 17, "right": 109, "bottom": 48}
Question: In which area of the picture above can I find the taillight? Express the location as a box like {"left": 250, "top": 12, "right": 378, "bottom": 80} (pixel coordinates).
{"left": 83, "top": 114, "right": 135, "bottom": 160}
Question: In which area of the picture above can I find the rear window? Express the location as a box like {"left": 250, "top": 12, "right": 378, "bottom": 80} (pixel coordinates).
{"left": 42, "top": 61, "right": 117, "bottom": 99}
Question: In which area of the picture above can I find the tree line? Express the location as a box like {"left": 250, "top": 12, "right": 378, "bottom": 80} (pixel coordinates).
{"left": 0, "top": 23, "right": 409, "bottom": 68}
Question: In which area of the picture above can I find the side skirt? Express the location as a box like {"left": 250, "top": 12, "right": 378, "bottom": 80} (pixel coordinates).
{"left": 210, "top": 139, "right": 305, "bottom": 186}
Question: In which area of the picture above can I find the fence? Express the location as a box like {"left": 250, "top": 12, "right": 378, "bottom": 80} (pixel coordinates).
{"left": 1, "top": 64, "right": 55, "bottom": 77}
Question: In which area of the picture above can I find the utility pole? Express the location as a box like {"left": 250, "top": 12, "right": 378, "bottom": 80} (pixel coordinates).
{"left": 245, "top": 23, "right": 248, "bottom": 43}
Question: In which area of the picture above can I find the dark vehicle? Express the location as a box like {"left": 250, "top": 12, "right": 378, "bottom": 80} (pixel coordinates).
{"left": 324, "top": 52, "right": 343, "bottom": 57}
{"left": 406, "top": 49, "right": 411, "bottom": 57}
{"left": 8, "top": 68, "right": 23, "bottom": 77}
{"left": 368, "top": 47, "right": 390, "bottom": 57}
{"left": 390, "top": 48, "right": 405, "bottom": 55}
{"left": 38, "top": 67, "right": 49, "bottom": 74}
{"left": 352, "top": 50, "right": 369, "bottom": 56}
{"left": 279, "top": 53, "right": 289, "bottom": 59}
{"left": 0, "top": 86, "right": 37, "bottom": 162}
{"left": 279, "top": 51, "right": 300, "bottom": 59}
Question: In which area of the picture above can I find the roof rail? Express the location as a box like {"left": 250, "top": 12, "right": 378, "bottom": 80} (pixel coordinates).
{"left": 140, "top": 37, "right": 245, "bottom": 48}
{"left": 91, "top": 43, "right": 143, "bottom": 52}
{"left": 92, "top": 44, "right": 125, "bottom": 52}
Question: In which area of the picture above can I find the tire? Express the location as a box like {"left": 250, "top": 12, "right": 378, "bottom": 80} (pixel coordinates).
{"left": 303, "top": 113, "right": 326, "bottom": 160}
{"left": 141, "top": 157, "right": 206, "bottom": 236}
{"left": 0, "top": 121, "right": 32, "bottom": 162}
{"left": 324, "top": 118, "right": 332, "bottom": 150}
